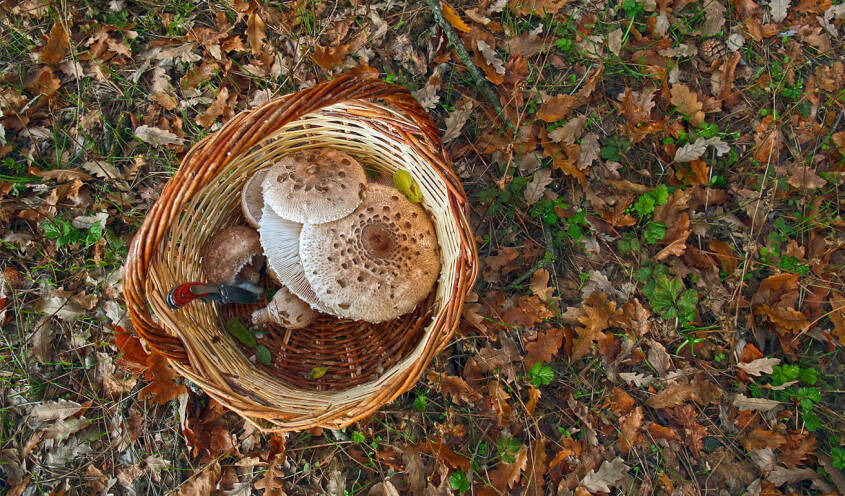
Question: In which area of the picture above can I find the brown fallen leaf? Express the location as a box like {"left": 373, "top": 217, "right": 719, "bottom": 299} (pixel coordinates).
{"left": 140, "top": 352, "right": 187, "bottom": 405}
{"left": 525, "top": 438, "right": 547, "bottom": 496}
{"left": 619, "top": 406, "right": 643, "bottom": 452}
{"left": 670, "top": 84, "right": 705, "bottom": 126}
{"left": 247, "top": 10, "right": 265, "bottom": 56}
{"left": 579, "top": 456, "right": 629, "bottom": 493}
{"left": 41, "top": 22, "right": 70, "bottom": 65}
{"left": 173, "top": 461, "right": 221, "bottom": 496}
{"left": 525, "top": 385, "right": 541, "bottom": 416}
{"left": 313, "top": 44, "right": 350, "bottom": 71}
{"left": 755, "top": 305, "right": 810, "bottom": 334}
{"left": 529, "top": 268, "right": 555, "bottom": 303}
{"left": 524, "top": 327, "right": 564, "bottom": 369}
{"left": 537, "top": 94, "right": 577, "bottom": 122}
{"left": 477, "top": 444, "right": 528, "bottom": 496}
{"left": 427, "top": 371, "right": 482, "bottom": 405}
{"left": 644, "top": 375, "right": 721, "bottom": 408}
{"left": 741, "top": 428, "right": 787, "bottom": 451}
{"left": 441, "top": 2, "right": 471, "bottom": 32}
{"left": 737, "top": 357, "right": 780, "bottom": 376}
{"left": 196, "top": 86, "right": 229, "bottom": 128}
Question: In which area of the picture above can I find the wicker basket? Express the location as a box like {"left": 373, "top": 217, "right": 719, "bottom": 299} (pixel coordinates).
{"left": 123, "top": 74, "right": 478, "bottom": 431}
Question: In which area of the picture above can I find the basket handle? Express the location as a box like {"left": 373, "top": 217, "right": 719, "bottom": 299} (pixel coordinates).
{"left": 123, "top": 72, "right": 472, "bottom": 362}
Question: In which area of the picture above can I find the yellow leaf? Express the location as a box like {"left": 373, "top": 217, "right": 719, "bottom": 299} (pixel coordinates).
{"left": 393, "top": 170, "right": 422, "bottom": 203}
{"left": 308, "top": 366, "right": 328, "bottom": 379}
{"left": 441, "top": 2, "right": 471, "bottom": 32}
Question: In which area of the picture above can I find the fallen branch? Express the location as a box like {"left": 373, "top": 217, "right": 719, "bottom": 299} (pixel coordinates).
{"left": 425, "top": 0, "right": 509, "bottom": 127}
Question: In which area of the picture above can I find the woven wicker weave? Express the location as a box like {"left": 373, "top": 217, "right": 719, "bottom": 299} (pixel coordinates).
{"left": 123, "top": 74, "right": 478, "bottom": 431}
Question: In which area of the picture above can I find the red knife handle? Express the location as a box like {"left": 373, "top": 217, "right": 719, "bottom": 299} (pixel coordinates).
{"left": 167, "top": 283, "right": 212, "bottom": 309}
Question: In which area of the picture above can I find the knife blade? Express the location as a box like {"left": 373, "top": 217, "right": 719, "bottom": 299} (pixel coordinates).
{"left": 167, "top": 282, "right": 261, "bottom": 309}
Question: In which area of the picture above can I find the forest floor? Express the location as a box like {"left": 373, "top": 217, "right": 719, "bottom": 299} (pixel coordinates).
{"left": 1, "top": 0, "right": 844, "bottom": 495}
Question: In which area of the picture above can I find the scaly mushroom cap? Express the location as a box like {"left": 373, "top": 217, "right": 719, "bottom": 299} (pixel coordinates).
{"left": 300, "top": 183, "right": 441, "bottom": 323}
{"left": 251, "top": 286, "right": 317, "bottom": 329}
{"left": 201, "top": 226, "right": 263, "bottom": 285}
{"left": 262, "top": 148, "right": 367, "bottom": 224}
{"left": 241, "top": 168, "right": 269, "bottom": 228}
{"left": 258, "top": 202, "right": 329, "bottom": 312}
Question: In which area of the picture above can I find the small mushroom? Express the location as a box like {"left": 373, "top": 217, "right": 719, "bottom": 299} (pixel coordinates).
{"left": 299, "top": 183, "right": 440, "bottom": 323}
{"left": 241, "top": 168, "right": 269, "bottom": 228}
{"left": 251, "top": 286, "right": 318, "bottom": 329}
{"left": 201, "top": 225, "right": 264, "bottom": 292}
{"left": 262, "top": 148, "right": 367, "bottom": 224}
{"left": 258, "top": 202, "right": 328, "bottom": 312}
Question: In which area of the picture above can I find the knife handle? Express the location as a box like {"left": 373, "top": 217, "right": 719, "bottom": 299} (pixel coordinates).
{"left": 166, "top": 282, "right": 213, "bottom": 309}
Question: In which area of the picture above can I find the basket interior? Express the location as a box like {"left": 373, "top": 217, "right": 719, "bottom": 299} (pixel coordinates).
{"left": 147, "top": 102, "right": 462, "bottom": 406}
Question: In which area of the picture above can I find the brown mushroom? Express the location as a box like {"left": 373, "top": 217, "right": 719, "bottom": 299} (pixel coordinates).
{"left": 200, "top": 225, "right": 264, "bottom": 291}
{"left": 262, "top": 148, "right": 367, "bottom": 224}
{"left": 299, "top": 183, "right": 440, "bottom": 323}
{"left": 251, "top": 286, "right": 317, "bottom": 329}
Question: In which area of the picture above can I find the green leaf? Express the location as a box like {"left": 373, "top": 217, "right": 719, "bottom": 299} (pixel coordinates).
{"left": 633, "top": 194, "right": 655, "bottom": 217}
{"left": 225, "top": 318, "right": 257, "bottom": 347}
{"left": 352, "top": 430, "right": 365, "bottom": 444}
{"left": 393, "top": 170, "right": 422, "bottom": 203}
{"left": 652, "top": 185, "right": 669, "bottom": 206}
{"left": 449, "top": 470, "right": 470, "bottom": 494}
{"left": 413, "top": 393, "right": 427, "bottom": 412}
{"left": 42, "top": 220, "right": 63, "bottom": 240}
{"left": 678, "top": 289, "right": 699, "bottom": 314}
{"left": 802, "top": 411, "right": 821, "bottom": 431}
{"left": 85, "top": 221, "right": 104, "bottom": 246}
{"left": 308, "top": 366, "right": 328, "bottom": 379}
{"left": 643, "top": 221, "right": 666, "bottom": 244}
{"left": 650, "top": 276, "right": 676, "bottom": 311}
{"left": 255, "top": 345, "right": 272, "bottom": 365}
{"left": 798, "top": 367, "right": 818, "bottom": 385}
{"left": 831, "top": 447, "right": 845, "bottom": 469}
{"left": 529, "top": 361, "right": 554, "bottom": 387}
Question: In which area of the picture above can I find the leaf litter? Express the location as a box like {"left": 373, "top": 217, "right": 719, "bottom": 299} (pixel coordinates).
{"left": 1, "top": 0, "right": 844, "bottom": 494}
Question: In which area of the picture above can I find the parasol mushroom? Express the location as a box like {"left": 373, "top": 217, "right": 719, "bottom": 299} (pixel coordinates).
{"left": 299, "top": 183, "right": 440, "bottom": 323}
{"left": 262, "top": 147, "right": 367, "bottom": 224}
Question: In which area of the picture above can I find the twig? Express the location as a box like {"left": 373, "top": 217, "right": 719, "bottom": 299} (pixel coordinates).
{"left": 424, "top": 0, "right": 510, "bottom": 127}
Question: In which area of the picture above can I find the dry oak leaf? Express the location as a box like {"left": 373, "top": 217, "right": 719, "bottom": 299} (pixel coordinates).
{"left": 174, "top": 461, "right": 221, "bottom": 496}
{"left": 644, "top": 376, "right": 721, "bottom": 409}
{"left": 571, "top": 292, "right": 624, "bottom": 361}
{"left": 529, "top": 268, "right": 555, "bottom": 303}
{"left": 134, "top": 125, "right": 184, "bottom": 146}
{"left": 525, "top": 385, "right": 541, "bottom": 416}
{"left": 738, "top": 357, "right": 781, "bottom": 376}
{"left": 507, "top": 0, "right": 572, "bottom": 15}
{"left": 524, "top": 168, "right": 553, "bottom": 206}
{"left": 41, "top": 22, "right": 70, "bottom": 65}
{"left": 524, "top": 327, "right": 564, "bottom": 369}
{"left": 525, "top": 438, "right": 547, "bottom": 496}
{"left": 504, "top": 294, "right": 554, "bottom": 327}
{"left": 441, "top": 2, "right": 471, "bottom": 32}
{"left": 140, "top": 351, "right": 187, "bottom": 404}
{"left": 427, "top": 371, "right": 482, "bottom": 405}
{"left": 755, "top": 305, "right": 810, "bottom": 334}
{"left": 580, "top": 457, "right": 629, "bottom": 493}
{"left": 787, "top": 167, "right": 827, "bottom": 189}
{"left": 654, "top": 234, "right": 689, "bottom": 261}
{"left": 537, "top": 93, "right": 577, "bottom": 122}
{"left": 196, "top": 86, "right": 229, "bottom": 128}
{"left": 476, "top": 39, "right": 505, "bottom": 76}
{"left": 670, "top": 84, "right": 705, "bottom": 126}
{"left": 420, "top": 441, "right": 470, "bottom": 472}
{"left": 247, "top": 10, "right": 265, "bottom": 56}
{"left": 442, "top": 101, "right": 473, "bottom": 143}
{"left": 741, "top": 428, "right": 787, "bottom": 451}
{"left": 313, "top": 44, "right": 350, "bottom": 71}
{"left": 477, "top": 444, "right": 528, "bottom": 496}
{"left": 619, "top": 406, "right": 644, "bottom": 452}
{"left": 733, "top": 394, "right": 781, "bottom": 412}
{"left": 254, "top": 453, "right": 286, "bottom": 496}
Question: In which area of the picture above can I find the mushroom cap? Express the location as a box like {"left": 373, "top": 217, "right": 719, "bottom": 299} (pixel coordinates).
{"left": 241, "top": 168, "right": 269, "bottom": 228}
{"left": 258, "top": 202, "right": 329, "bottom": 312}
{"left": 201, "top": 225, "right": 263, "bottom": 285}
{"left": 300, "top": 183, "right": 441, "bottom": 323}
{"left": 251, "top": 286, "right": 318, "bottom": 329}
{"left": 262, "top": 148, "right": 367, "bottom": 224}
